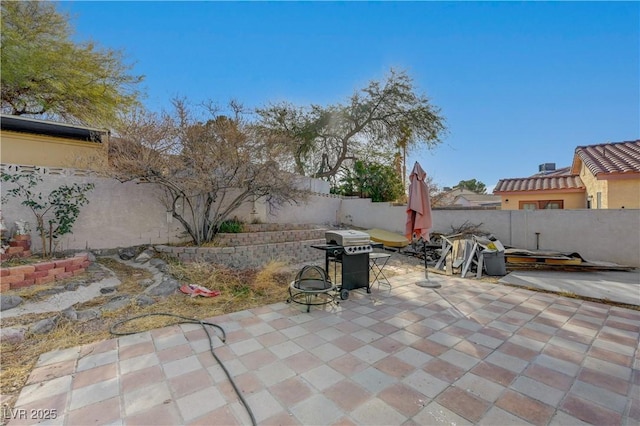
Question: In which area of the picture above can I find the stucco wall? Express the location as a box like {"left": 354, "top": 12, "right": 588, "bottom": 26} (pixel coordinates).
{"left": 2, "top": 164, "right": 638, "bottom": 267}
{"left": 580, "top": 163, "right": 608, "bottom": 208}
{"left": 263, "top": 193, "right": 342, "bottom": 226}
{"left": 0, "top": 131, "right": 107, "bottom": 169}
{"left": 338, "top": 197, "right": 640, "bottom": 267}
{"left": 607, "top": 179, "right": 640, "bottom": 209}
{"left": 499, "top": 191, "right": 585, "bottom": 210}
{"left": 1, "top": 166, "right": 186, "bottom": 251}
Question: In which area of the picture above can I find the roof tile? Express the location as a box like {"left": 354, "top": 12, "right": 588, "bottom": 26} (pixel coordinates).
{"left": 575, "top": 140, "right": 640, "bottom": 176}
{"left": 494, "top": 175, "right": 584, "bottom": 193}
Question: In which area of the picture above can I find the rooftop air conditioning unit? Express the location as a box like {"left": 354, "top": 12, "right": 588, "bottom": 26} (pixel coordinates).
{"left": 538, "top": 163, "right": 556, "bottom": 172}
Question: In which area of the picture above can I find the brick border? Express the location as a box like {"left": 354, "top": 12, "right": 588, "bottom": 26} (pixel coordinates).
{"left": 0, "top": 253, "right": 91, "bottom": 292}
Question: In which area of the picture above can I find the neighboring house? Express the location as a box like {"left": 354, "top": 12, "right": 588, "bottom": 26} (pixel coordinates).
{"left": 493, "top": 140, "right": 640, "bottom": 210}
{"left": 435, "top": 187, "right": 501, "bottom": 209}
{"left": 0, "top": 114, "right": 109, "bottom": 170}
{"left": 572, "top": 140, "right": 640, "bottom": 209}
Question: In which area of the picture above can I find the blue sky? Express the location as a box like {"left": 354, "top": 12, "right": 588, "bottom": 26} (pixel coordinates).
{"left": 60, "top": 1, "right": 639, "bottom": 191}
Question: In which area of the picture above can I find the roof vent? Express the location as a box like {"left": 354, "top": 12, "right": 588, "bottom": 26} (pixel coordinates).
{"left": 538, "top": 163, "right": 556, "bottom": 173}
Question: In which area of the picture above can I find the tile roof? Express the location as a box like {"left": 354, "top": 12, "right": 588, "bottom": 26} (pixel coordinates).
{"left": 573, "top": 140, "right": 640, "bottom": 176}
{"left": 494, "top": 174, "right": 584, "bottom": 193}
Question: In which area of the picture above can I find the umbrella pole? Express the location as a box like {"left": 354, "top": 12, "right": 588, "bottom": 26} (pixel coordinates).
{"left": 416, "top": 237, "right": 441, "bottom": 288}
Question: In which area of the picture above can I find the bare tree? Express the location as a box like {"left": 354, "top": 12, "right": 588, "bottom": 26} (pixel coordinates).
{"left": 108, "top": 99, "right": 308, "bottom": 245}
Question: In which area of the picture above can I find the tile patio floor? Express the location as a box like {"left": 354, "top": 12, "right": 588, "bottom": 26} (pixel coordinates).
{"left": 7, "top": 271, "right": 640, "bottom": 425}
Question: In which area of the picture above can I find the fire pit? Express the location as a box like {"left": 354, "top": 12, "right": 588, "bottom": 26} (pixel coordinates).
{"left": 287, "top": 265, "right": 336, "bottom": 312}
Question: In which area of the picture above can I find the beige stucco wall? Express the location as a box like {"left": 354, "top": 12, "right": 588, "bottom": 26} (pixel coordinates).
{"left": 607, "top": 179, "right": 640, "bottom": 209}
{"left": 2, "top": 164, "right": 638, "bottom": 267}
{"left": 339, "top": 198, "right": 640, "bottom": 267}
{"left": 579, "top": 163, "right": 608, "bottom": 208}
{"left": 499, "top": 191, "right": 585, "bottom": 210}
{"left": 0, "top": 131, "right": 107, "bottom": 169}
{"left": 579, "top": 162, "right": 640, "bottom": 209}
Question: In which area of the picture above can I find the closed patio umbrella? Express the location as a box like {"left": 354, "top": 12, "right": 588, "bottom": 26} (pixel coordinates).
{"left": 406, "top": 161, "right": 432, "bottom": 241}
{"left": 405, "top": 161, "right": 440, "bottom": 288}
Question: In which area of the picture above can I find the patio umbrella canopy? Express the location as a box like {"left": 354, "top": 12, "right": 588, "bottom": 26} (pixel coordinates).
{"left": 405, "top": 161, "right": 433, "bottom": 242}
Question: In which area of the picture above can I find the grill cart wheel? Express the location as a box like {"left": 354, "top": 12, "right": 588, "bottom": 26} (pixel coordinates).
{"left": 287, "top": 265, "right": 336, "bottom": 312}
{"left": 340, "top": 288, "right": 350, "bottom": 300}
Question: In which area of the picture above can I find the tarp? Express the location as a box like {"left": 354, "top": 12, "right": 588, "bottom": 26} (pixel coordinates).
{"left": 405, "top": 161, "right": 432, "bottom": 241}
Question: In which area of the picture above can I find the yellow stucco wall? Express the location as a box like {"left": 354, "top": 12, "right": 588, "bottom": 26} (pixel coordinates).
{"left": 0, "top": 131, "right": 107, "bottom": 169}
{"left": 500, "top": 191, "right": 585, "bottom": 210}
{"left": 607, "top": 179, "right": 640, "bottom": 209}
{"left": 579, "top": 162, "right": 639, "bottom": 208}
{"left": 579, "top": 162, "right": 608, "bottom": 208}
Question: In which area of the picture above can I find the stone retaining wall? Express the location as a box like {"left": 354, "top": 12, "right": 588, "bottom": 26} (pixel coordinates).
{"left": 214, "top": 228, "right": 326, "bottom": 247}
{"left": 156, "top": 239, "right": 326, "bottom": 269}
{"left": 0, "top": 253, "right": 90, "bottom": 292}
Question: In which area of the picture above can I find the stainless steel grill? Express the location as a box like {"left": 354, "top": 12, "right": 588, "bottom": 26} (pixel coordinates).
{"left": 312, "top": 230, "right": 378, "bottom": 300}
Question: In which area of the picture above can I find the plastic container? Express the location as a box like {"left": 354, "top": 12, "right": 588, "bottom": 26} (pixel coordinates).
{"left": 483, "top": 250, "right": 507, "bottom": 276}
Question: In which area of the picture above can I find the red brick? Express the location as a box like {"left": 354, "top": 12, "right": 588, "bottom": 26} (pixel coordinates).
{"left": 1, "top": 274, "right": 25, "bottom": 285}
{"left": 9, "top": 240, "right": 30, "bottom": 249}
{"left": 66, "top": 264, "right": 83, "bottom": 273}
{"left": 54, "top": 259, "right": 73, "bottom": 269}
{"left": 82, "top": 260, "right": 91, "bottom": 268}
{"left": 34, "top": 262, "right": 56, "bottom": 272}
{"left": 26, "top": 271, "right": 50, "bottom": 280}
{"left": 0, "top": 268, "right": 9, "bottom": 277}
{"left": 56, "top": 271, "right": 73, "bottom": 280}
{"left": 10, "top": 265, "right": 35, "bottom": 276}
{"left": 12, "top": 234, "right": 31, "bottom": 242}
{"left": 48, "top": 267, "right": 66, "bottom": 277}
{"left": 0, "top": 282, "right": 10, "bottom": 292}
{"left": 35, "top": 275, "right": 55, "bottom": 285}
{"left": 72, "top": 268, "right": 86, "bottom": 276}
{"left": 6, "top": 246, "right": 24, "bottom": 255}
{"left": 11, "top": 279, "right": 35, "bottom": 290}
{"left": 21, "top": 250, "right": 32, "bottom": 257}
{"left": 71, "top": 257, "right": 86, "bottom": 266}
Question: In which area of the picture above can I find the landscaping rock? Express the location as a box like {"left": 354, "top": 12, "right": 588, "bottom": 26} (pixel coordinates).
{"left": 118, "top": 247, "right": 137, "bottom": 260}
{"left": 77, "top": 309, "right": 101, "bottom": 322}
{"left": 1, "top": 327, "right": 26, "bottom": 344}
{"left": 35, "top": 287, "right": 66, "bottom": 298}
{"left": 135, "top": 247, "right": 155, "bottom": 264}
{"left": 138, "top": 279, "right": 154, "bottom": 288}
{"left": 85, "top": 251, "right": 97, "bottom": 262}
{"left": 1, "top": 295, "right": 23, "bottom": 311}
{"left": 149, "top": 258, "right": 168, "bottom": 272}
{"left": 102, "top": 295, "right": 131, "bottom": 312}
{"left": 100, "top": 287, "right": 117, "bottom": 294}
{"left": 146, "top": 276, "right": 179, "bottom": 296}
{"left": 135, "top": 295, "right": 155, "bottom": 307}
{"left": 31, "top": 317, "right": 58, "bottom": 335}
{"left": 61, "top": 306, "right": 78, "bottom": 321}
{"left": 65, "top": 282, "right": 81, "bottom": 291}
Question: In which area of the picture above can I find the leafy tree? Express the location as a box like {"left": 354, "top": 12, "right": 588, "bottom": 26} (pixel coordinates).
{"left": 108, "top": 99, "right": 308, "bottom": 246}
{"left": 455, "top": 179, "right": 487, "bottom": 194}
{"left": 256, "top": 69, "right": 446, "bottom": 179}
{"left": 332, "top": 160, "right": 404, "bottom": 202}
{"left": 1, "top": 1, "right": 143, "bottom": 126}
{"left": 1, "top": 170, "right": 95, "bottom": 257}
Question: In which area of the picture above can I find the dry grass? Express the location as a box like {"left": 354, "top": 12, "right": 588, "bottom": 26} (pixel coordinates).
{"left": 0, "top": 256, "right": 295, "bottom": 415}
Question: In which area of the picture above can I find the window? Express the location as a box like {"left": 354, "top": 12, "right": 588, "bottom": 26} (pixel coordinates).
{"left": 519, "top": 200, "right": 564, "bottom": 210}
